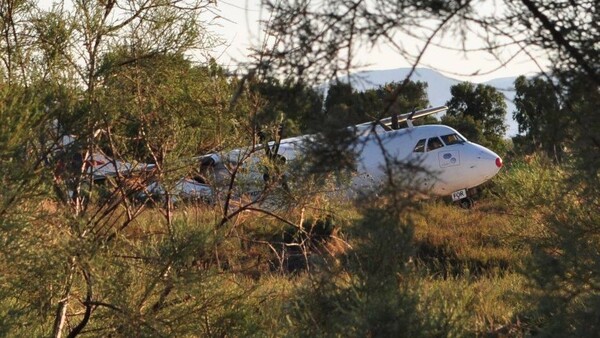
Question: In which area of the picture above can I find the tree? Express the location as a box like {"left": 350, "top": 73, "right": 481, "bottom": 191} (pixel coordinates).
{"left": 0, "top": 0, "right": 35, "bottom": 84}
{"left": 504, "top": 1, "right": 598, "bottom": 85}
{"left": 513, "top": 75, "right": 569, "bottom": 160}
{"left": 0, "top": 1, "right": 253, "bottom": 336}
{"left": 443, "top": 82, "right": 507, "bottom": 151}
{"left": 252, "top": 78, "right": 324, "bottom": 135}
{"left": 250, "top": 1, "right": 598, "bottom": 334}
{"left": 288, "top": 207, "right": 424, "bottom": 336}
{"left": 371, "top": 80, "right": 432, "bottom": 126}
{"left": 323, "top": 81, "right": 380, "bottom": 127}
{"left": 506, "top": 2, "right": 600, "bottom": 335}
{"left": 100, "top": 52, "right": 244, "bottom": 158}
{"left": 0, "top": 0, "right": 597, "bottom": 335}
{"left": 258, "top": 1, "right": 598, "bottom": 85}
{"left": 323, "top": 80, "right": 430, "bottom": 130}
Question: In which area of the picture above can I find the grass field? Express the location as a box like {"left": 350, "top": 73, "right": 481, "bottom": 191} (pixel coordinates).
{"left": 1, "top": 154, "right": 595, "bottom": 336}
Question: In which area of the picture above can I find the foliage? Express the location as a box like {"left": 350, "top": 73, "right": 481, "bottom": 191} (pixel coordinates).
{"left": 417, "top": 273, "right": 527, "bottom": 336}
{"left": 0, "top": 205, "right": 278, "bottom": 336}
{"left": 513, "top": 75, "right": 569, "bottom": 161}
{"left": 528, "top": 70, "right": 600, "bottom": 336}
{"left": 0, "top": 0, "right": 598, "bottom": 336}
{"left": 100, "top": 53, "right": 246, "bottom": 161}
{"left": 505, "top": 1, "right": 598, "bottom": 84}
{"left": 0, "top": 82, "right": 52, "bottom": 215}
{"left": 0, "top": 0, "right": 36, "bottom": 84}
{"left": 443, "top": 82, "right": 508, "bottom": 153}
{"left": 490, "top": 152, "right": 600, "bottom": 336}
{"left": 252, "top": 78, "right": 324, "bottom": 136}
{"left": 513, "top": 65, "right": 600, "bottom": 334}
{"left": 287, "top": 205, "right": 424, "bottom": 336}
{"left": 490, "top": 154, "right": 563, "bottom": 211}
{"left": 323, "top": 81, "right": 381, "bottom": 127}
{"left": 558, "top": 71, "right": 600, "bottom": 174}
{"left": 323, "top": 80, "right": 431, "bottom": 130}
{"left": 372, "top": 81, "right": 430, "bottom": 116}
{"left": 0, "top": 83, "right": 69, "bottom": 335}
{"left": 526, "top": 188, "right": 600, "bottom": 336}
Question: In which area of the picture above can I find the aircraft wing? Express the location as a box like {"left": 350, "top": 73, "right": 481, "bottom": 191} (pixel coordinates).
{"left": 378, "top": 105, "right": 448, "bottom": 128}
{"left": 88, "top": 153, "right": 155, "bottom": 180}
{"left": 354, "top": 105, "right": 448, "bottom": 134}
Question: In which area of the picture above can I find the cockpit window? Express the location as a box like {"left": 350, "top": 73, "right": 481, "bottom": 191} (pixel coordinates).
{"left": 440, "top": 133, "right": 465, "bottom": 145}
{"left": 413, "top": 139, "right": 426, "bottom": 153}
{"left": 426, "top": 137, "right": 444, "bottom": 151}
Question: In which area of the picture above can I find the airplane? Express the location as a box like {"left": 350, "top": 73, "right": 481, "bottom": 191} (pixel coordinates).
{"left": 51, "top": 134, "right": 156, "bottom": 181}
{"left": 50, "top": 106, "right": 503, "bottom": 208}
{"left": 85, "top": 152, "right": 155, "bottom": 181}
{"left": 50, "top": 106, "right": 502, "bottom": 207}
{"left": 188, "top": 105, "right": 503, "bottom": 208}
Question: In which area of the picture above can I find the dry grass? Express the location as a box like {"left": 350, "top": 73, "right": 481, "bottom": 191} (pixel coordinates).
{"left": 1, "top": 159, "right": 554, "bottom": 336}
{"left": 411, "top": 200, "right": 520, "bottom": 278}
{"left": 407, "top": 199, "right": 533, "bottom": 335}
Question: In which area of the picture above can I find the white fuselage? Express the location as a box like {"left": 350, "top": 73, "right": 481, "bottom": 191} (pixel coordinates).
{"left": 260, "top": 124, "right": 502, "bottom": 197}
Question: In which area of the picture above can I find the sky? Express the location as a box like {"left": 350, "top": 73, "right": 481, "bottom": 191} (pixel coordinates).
{"left": 210, "top": 0, "right": 550, "bottom": 83}
{"left": 36, "top": 0, "right": 548, "bottom": 83}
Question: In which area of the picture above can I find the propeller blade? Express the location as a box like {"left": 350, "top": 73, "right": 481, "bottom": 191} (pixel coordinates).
{"left": 391, "top": 113, "right": 399, "bottom": 130}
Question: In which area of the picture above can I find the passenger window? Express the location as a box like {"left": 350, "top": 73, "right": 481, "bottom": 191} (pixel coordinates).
{"left": 440, "top": 133, "right": 465, "bottom": 145}
{"left": 426, "top": 137, "right": 444, "bottom": 151}
{"left": 413, "top": 139, "right": 426, "bottom": 153}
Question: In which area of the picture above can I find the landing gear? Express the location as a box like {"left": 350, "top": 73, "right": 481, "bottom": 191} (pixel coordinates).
{"left": 451, "top": 188, "right": 476, "bottom": 209}
{"left": 459, "top": 197, "right": 474, "bottom": 209}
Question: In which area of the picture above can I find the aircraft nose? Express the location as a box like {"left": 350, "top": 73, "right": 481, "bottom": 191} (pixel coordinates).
{"left": 430, "top": 143, "right": 502, "bottom": 194}
{"left": 476, "top": 149, "right": 503, "bottom": 179}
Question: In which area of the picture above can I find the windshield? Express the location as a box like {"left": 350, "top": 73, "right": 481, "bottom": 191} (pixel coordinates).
{"left": 440, "top": 133, "right": 466, "bottom": 145}
{"left": 413, "top": 139, "right": 426, "bottom": 153}
{"left": 426, "top": 137, "right": 444, "bottom": 151}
